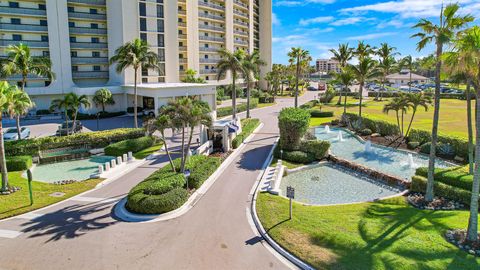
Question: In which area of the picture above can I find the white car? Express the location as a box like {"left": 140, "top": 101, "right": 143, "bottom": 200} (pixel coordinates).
{"left": 3, "top": 127, "right": 30, "bottom": 141}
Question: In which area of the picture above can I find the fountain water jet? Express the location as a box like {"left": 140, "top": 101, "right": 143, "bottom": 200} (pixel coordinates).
{"left": 337, "top": 131, "right": 344, "bottom": 142}
{"left": 325, "top": 125, "right": 331, "bottom": 133}
{"left": 365, "top": 140, "right": 372, "bottom": 153}
{"left": 407, "top": 153, "right": 416, "bottom": 168}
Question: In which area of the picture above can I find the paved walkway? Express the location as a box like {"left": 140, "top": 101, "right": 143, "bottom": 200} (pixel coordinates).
{"left": 0, "top": 92, "right": 316, "bottom": 270}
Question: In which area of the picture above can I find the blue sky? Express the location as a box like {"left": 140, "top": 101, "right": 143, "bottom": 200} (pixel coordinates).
{"left": 272, "top": 0, "right": 480, "bottom": 64}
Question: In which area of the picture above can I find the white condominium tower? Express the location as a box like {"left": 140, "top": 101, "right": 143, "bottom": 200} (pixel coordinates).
{"left": 0, "top": 0, "right": 272, "bottom": 114}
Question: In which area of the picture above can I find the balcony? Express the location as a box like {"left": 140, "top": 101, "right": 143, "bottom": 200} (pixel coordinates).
{"left": 199, "top": 47, "right": 219, "bottom": 52}
{"left": 233, "top": 10, "right": 249, "bottom": 19}
{"left": 198, "top": 1, "right": 225, "bottom": 11}
{"left": 71, "top": 57, "right": 108, "bottom": 64}
{"left": 200, "top": 58, "right": 220, "bottom": 64}
{"left": 178, "top": 22, "right": 187, "bottom": 27}
{"left": 178, "top": 34, "right": 187, "bottom": 40}
{"left": 179, "top": 58, "right": 187, "bottom": 63}
{"left": 234, "top": 20, "right": 249, "bottom": 27}
{"left": 234, "top": 30, "right": 248, "bottom": 37}
{"left": 233, "top": 0, "right": 249, "bottom": 10}
{"left": 0, "top": 23, "right": 48, "bottom": 32}
{"left": 0, "top": 6, "right": 46, "bottom": 16}
{"left": 179, "top": 46, "right": 188, "bottom": 51}
{"left": 199, "top": 13, "right": 225, "bottom": 22}
{"left": 69, "top": 27, "right": 107, "bottom": 35}
{"left": 234, "top": 40, "right": 249, "bottom": 46}
{"left": 68, "top": 12, "right": 107, "bottom": 21}
{"left": 0, "top": 39, "right": 49, "bottom": 48}
{"left": 199, "top": 36, "right": 225, "bottom": 43}
{"left": 200, "top": 69, "right": 217, "bottom": 75}
{"left": 72, "top": 71, "right": 109, "bottom": 79}
{"left": 67, "top": 0, "right": 106, "bottom": 6}
{"left": 70, "top": 42, "right": 108, "bottom": 49}
{"left": 199, "top": 24, "right": 224, "bottom": 32}
{"left": 178, "top": 9, "right": 186, "bottom": 16}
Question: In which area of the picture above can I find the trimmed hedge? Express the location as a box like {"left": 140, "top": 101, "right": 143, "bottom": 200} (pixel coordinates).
{"left": 344, "top": 113, "right": 400, "bottom": 136}
{"left": 5, "top": 128, "right": 145, "bottom": 157}
{"left": 367, "top": 92, "right": 468, "bottom": 100}
{"left": 310, "top": 110, "right": 334, "bottom": 118}
{"left": 217, "top": 98, "right": 259, "bottom": 118}
{"left": 76, "top": 111, "right": 126, "bottom": 120}
{"left": 104, "top": 136, "right": 154, "bottom": 157}
{"left": 6, "top": 156, "right": 33, "bottom": 171}
{"left": 299, "top": 100, "right": 319, "bottom": 109}
{"left": 232, "top": 118, "right": 260, "bottom": 149}
{"left": 408, "top": 129, "right": 468, "bottom": 160}
{"left": 126, "top": 155, "right": 221, "bottom": 214}
{"left": 278, "top": 108, "right": 311, "bottom": 151}
{"left": 299, "top": 140, "right": 330, "bottom": 160}
{"left": 415, "top": 166, "right": 472, "bottom": 191}
{"left": 411, "top": 175, "right": 475, "bottom": 206}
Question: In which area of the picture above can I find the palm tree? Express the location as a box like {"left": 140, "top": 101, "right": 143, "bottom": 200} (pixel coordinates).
{"left": 50, "top": 96, "right": 72, "bottom": 136}
{"left": 400, "top": 55, "right": 416, "bottom": 92}
{"left": 348, "top": 57, "right": 379, "bottom": 118}
{"left": 412, "top": 3, "right": 474, "bottom": 202}
{"left": 182, "top": 69, "right": 206, "bottom": 83}
{"left": 288, "top": 47, "right": 311, "bottom": 108}
{"left": 333, "top": 69, "right": 355, "bottom": 115}
{"left": 376, "top": 43, "right": 399, "bottom": 100}
{"left": 109, "top": 39, "right": 160, "bottom": 128}
{"left": 10, "top": 89, "right": 34, "bottom": 140}
{"left": 330, "top": 43, "right": 354, "bottom": 104}
{"left": 67, "top": 93, "right": 91, "bottom": 131}
{"left": 2, "top": 44, "right": 55, "bottom": 92}
{"left": 93, "top": 88, "right": 115, "bottom": 113}
{"left": 383, "top": 96, "right": 408, "bottom": 136}
{"left": 0, "top": 82, "right": 17, "bottom": 191}
{"left": 355, "top": 41, "right": 374, "bottom": 61}
{"left": 242, "top": 50, "right": 266, "bottom": 118}
{"left": 216, "top": 49, "right": 246, "bottom": 120}
{"left": 152, "top": 114, "right": 176, "bottom": 172}
{"left": 404, "top": 93, "right": 432, "bottom": 137}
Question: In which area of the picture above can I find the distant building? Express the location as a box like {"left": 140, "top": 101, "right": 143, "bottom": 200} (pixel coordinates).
{"left": 386, "top": 70, "right": 428, "bottom": 87}
{"left": 316, "top": 58, "right": 341, "bottom": 74}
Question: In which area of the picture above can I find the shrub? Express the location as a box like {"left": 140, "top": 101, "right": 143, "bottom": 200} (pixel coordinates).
{"left": 104, "top": 136, "right": 154, "bottom": 157}
{"left": 407, "top": 141, "right": 420, "bottom": 150}
{"left": 6, "top": 156, "right": 32, "bottom": 171}
{"left": 438, "top": 143, "right": 456, "bottom": 159}
{"left": 142, "top": 172, "right": 185, "bottom": 195}
{"left": 420, "top": 142, "right": 432, "bottom": 155}
{"left": 127, "top": 187, "right": 189, "bottom": 214}
{"left": 278, "top": 108, "right": 311, "bottom": 151}
{"left": 281, "top": 150, "right": 316, "bottom": 164}
{"left": 258, "top": 92, "right": 274, "bottom": 103}
{"left": 299, "top": 140, "right": 330, "bottom": 160}
{"left": 232, "top": 118, "right": 260, "bottom": 149}
{"left": 5, "top": 128, "right": 145, "bottom": 157}
{"left": 411, "top": 175, "right": 475, "bottom": 206}
{"left": 408, "top": 129, "right": 468, "bottom": 160}
{"left": 360, "top": 128, "right": 373, "bottom": 136}
{"left": 310, "top": 110, "right": 334, "bottom": 118}
{"left": 299, "top": 100, "right": 319, "bottom": 109}
{"left": 320, "top": 85, "right": 336, "bottom": 103}
{"left": 343, "top": 113, "right": 399, "bottom": 136}
{"left": 415, "top": 166, "right": 472, "bottom": 191}
{"left": 188, "top": 157, "right": 221, "bottom": 189}
{"left": 76, "top": 111, "right": 126, "bottom": 120}
{"left": 217, "top": 98, "right": 258, "bottom": 117}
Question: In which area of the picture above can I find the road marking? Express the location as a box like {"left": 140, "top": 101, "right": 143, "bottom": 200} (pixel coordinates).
{"left": 70, "top": 197, "right": 118, "bottom": 203}
{"left": 0, "top": 229, "right": 22, "bottom": 239}
{"left": 16, "top": 213, "right": 43, "bottom": 220}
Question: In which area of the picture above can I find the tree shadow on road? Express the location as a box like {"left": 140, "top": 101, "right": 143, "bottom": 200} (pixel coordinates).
{"left": 20, "top": 199, "right": 119, "bottom": 243}
{"left": 237, "top": 145, "right": 274, "bottom": 171}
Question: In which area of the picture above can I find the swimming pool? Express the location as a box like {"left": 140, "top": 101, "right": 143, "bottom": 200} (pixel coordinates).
{"left": 280, "top": 163, "right": 402, "bottom": 205}
{"left": 314, "top": 126, "right": 452, "bottom": 180}
{"left": 31, "top": 155, "right": 114, "bottom": 183}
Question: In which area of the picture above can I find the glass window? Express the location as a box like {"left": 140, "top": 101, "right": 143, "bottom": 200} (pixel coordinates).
{"left": 139, "top": 2, "right": 146, "bottom": 16}
{"left": 38, "top": 4, "right": 46, "bottom": 10}
{"left": 92, "top": 51, "right": 100, "bottom": 57}
{"left": 68, "top": 6, "right": 74, "bottom": 12}
{"left": 9, "top": 2, "right": 19, "bottom": 8}
{"left": 10, "top": 18, "right": 21, "bottom": 24}
{"left": 140, "top": 33, "right": 147, "bottom": 42}
{"left": 71, "top": 51, "right": 77, "bottom": 57}
{"left": 140, "top": 18, "right": 147, "bottom": 31}
{"left": 43, "top": 51, "right": 50, "bottom": 57}
{"left": 40, "top": 20, "right": 47, "bottom": 26}
{"left": 91, "top": 37, "right": 99, "bottom": 43}
{"left": 89, "top": 9, "right": 98, "bottom": 14}
{"left": 69, "top": 22, "right": 75, "bottom": 27}
{"left": 70, "top": 36, "right": 76, "bottom": 42}
{"left": 157, "top": 34, "right": 164, "bottom": 47}
{"left": 12, "top": 34, "right": 22, "bottom": 41}
{"left": 157, "top": 5, "right": 164, "bottom": 17}
{"left": 72, "top": 66, "right": 78, "bottom": 72}
{"left": 91, "top": 23, "right": 98, "bottom": 29}
{"left": 157, "top": 19, "right": 164, "bottom": 32}
{"left": 158, "top": 48, "right": 165, "bottom": 62}
{"left": 93, "top": 66, "right": 101, "bottom": 71}
{"left": 41, "top": 35, "right": 48, "bottom": 42}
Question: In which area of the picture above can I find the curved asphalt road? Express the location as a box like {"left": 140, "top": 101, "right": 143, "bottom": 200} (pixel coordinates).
{"left": 0, "top": 91, "right": 316, "bottom": 270}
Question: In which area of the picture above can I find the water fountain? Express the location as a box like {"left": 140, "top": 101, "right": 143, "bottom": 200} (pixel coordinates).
{"left": 325, "top": 125, "right": 331, "bottom": 133}
{"left": 337, "top": 131, "right": 344, "bottom": 142}
{"left": 364, "top": 140, "right": 372, "bottom": 153}
{"left": 407, "top": 153, "right": 416, "bottom": 168}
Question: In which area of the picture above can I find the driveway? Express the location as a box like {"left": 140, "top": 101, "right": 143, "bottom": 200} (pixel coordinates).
{"left": 0, "top": 92, "right": 316, "bottom": 269}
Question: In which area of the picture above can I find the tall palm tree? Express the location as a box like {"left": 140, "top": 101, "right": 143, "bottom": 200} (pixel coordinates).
{"left": 0, "top": 82, "right": 17, "bottom": 191}
{"left": 93, "top": 88, "right": 115, "bottom": 113}
{"left": 376, "top": 43, "right": 399, "bottom": 100}
{"left": 67, "top": 93, "right": 91, "bottom": 131}
{"left": 330, "top": 43, "right": 354, "bottom": 104}
{"left": 333, "top": 69, "right": 355, "bottom": 115}
{"left": 50, "top": 96, "right": 72, "bottom": 136}
{"left": 383, "top": 96, "right": 408, "bottom": 136}
{"left": 152, "top": 114, "right": 176, "bottom": 172}
{"left": 400, "top": 55, "right": 416, "bottom": 92}
{"left": 109, "top": 39, "right": 160, "bottom": 128}
{"left": 216, "top": 49, "right": 246, "bottom": 120}
{"left": 10, "top": 89, "right": 34, "bottom": 140}
{"left": 288, "top": 47, "right": 311, "bottom": 108}
{"left": 412, "top": 3, "right": 474, "bottom": 202}
{"left": 404, "top": 93, "right": 432, "bottom": 137}
{"left": 355, "top": 41, "right": 374, "bottom": 62}
{"left": 348, "top": 57, "right": 379, "bottom": 118}
{"left": 242, "top": 50, "right": 266, "bottom": 118}
{"left": 2, "top": 44, "right": 55, "bottom": 92}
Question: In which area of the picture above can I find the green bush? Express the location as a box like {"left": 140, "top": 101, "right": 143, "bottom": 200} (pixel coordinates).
{"left": 299, "top": 140, "right": 330, "bottom": 160}
{"left": 76, "top": 111, "right": 126, "bottom": 120}
{"left": 282, "top": 150, "right": 316, "bottom": 164}
{"left": 360, "top": 128, "right": 373, "bottom": 136}
{"left": 127, "top": 187, "right": 189, "bottom": 214}
{"left": 411, "top": 175, "right": 475, "bottom": 206}
{"left": 6, "top": 128, "right": 145, "bottom": 157}
{"left": 299, "top": 100, "right": 319, "bottom": 109}
{"left": 420, "top": 142, "right": 432, "bottom": 155}
{"left": 407, "top": 141, "right": 420, "bottom": 150}
{"left": 343, "top": 113, "right": 399, "bottom": 136}
{"left": 142, "top": 171, "right": 185, "bottom": 195}
{"left": 320, "top": 85, "right": 336, "bottom": 103}
{"left": 408, "top": 129, "right": 468, "bottom": 160}
{"left": 6, "top": 156, "right": 32, "bottom": 171}
{"left": 217, "top": 98, "right": 259, "bottom": 117}
{"left": 310, "top": 110, "right": 334, "bottom": 118}
{"left": 232, "top": 118, "right": 260, "bottom": 149}
{"left": 415, "top": 166, "right": 472, "bottom": 191}
{"left": 188, "top": 157, "right": 221, "bottom": 189}
{"left": 105, "top": 136, "right": 154, "bottom": 157}
{"left": 278, "top": 108, "right": 311, "bottom": 151}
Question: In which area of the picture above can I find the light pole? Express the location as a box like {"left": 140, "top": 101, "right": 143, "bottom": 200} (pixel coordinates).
{"left": 184, "top": 169, "right": 191, "bottom": 191}
{"left": 280, "top": 149, "right": 284, "bottom": 160}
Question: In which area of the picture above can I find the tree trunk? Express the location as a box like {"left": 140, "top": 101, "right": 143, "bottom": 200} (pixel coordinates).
{"left": 161, "top": 130, "right": 175, "bottom": 173}
{"left": 395, "top": 111, "right": 400, "bottom": 134}
{"left": 295, "top": 57, "right": 300, "bottom": 108}
{"left": 466, "top": 82, "right": 480, "bottom": 242}
{"left": 73, "top": 109, "right": 78, "bottom": 134}
{"left": 65, "top": 109, "right": 69, "bottom": 136}
{"left": 246, "top": 79, "right": 251, "bottom": 119}
{"left": 343, "top": 92, "right": 348, "bottom": 115}
{"left": 405, "top": 109, "right": 417, "bottom": 137}
{"left": 21, "top": 75, "right": 26, "bottom": 92}
{"left": 182, "top": 125, "right": 196, "bottom": 176}
{"left": 337, "top": 85, "right": 343, "bottom": 105}
{"left": 358, "top": 82, "right": 364, "bottom": 118}
{"left": 425, "top": 43, "right": 443, "bottom": 202}
{"left": 102, "top": 102, "right": 106, "bottom": 113}
{"left": 15, "top": 115, "right": 21, "bottom": 140}
{"left": 0, "top": 117, "right": 9, "bottom": 192}
{"left": 180, "top": 125, "right": 186, "bottom": 173}
{"left": 133, "top": 67, "right": 139, "bottom": 129}
{"left": 466, "top": 82, "right": 474, "bottom": 174}
{"left": 401, "top": 111, "right": 405, "bottom": 136}
{"left": 232, "top": 72, "right": 237, "bottom": 120}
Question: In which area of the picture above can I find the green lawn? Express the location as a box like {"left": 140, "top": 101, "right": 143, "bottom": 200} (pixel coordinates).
{"left": 0, "top": 172, "right": 102, "bottom": 219}
{"left": 271, "top": 158, "right": 304, "bottom": 170}
{"left": 258, "top": 102, "right": 276, "bottom": 109}
{"left": 257, "top": 193, "right": 480, "bottom": 270}
{"left": 133, "top": 143, "right": 164, "bottom": 159}
{"left": 319, "top": 97, "right": 473, "bottom": 138}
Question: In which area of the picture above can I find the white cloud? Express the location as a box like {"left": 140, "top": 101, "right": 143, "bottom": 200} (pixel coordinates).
{"left": 299, "top": 16, "right": 334, "bottom": 26}
{"left": 274, "top": 0, "right": 336, "bottom": 7}
{"left": 330, "top": 17, "right": 374, "bottom": 26}
{"left": 345, "top": 32, "right": 396, "bottom": 41}
{"left": 272, "top": 13, "right": 281, "bottom": 26}
{"left": 376, "top": 19, "right": 407, "bottom": 29}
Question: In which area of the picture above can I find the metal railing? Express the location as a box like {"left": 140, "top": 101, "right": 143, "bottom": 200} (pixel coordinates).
{"left": 71, "top": 57, "right": 109, "bottom": 64}
{"left": 0, "top": 39, "right": 49, "bottom": 48}
{"left": 0, "top": 23, "right": 48, "bottom": 32}
{"left": 199, "top": 13, "right": 225, "bottom": 21}
{"left": 199, "top": 24, "right": 225, "bottom": 32}
{"left": 72, "top": 71, "right": 109, "bottom": 78}
{"left": 198, "top": 1, "right": 225, "bottom": 11}
{"left": 68, "top": 12, "right": 107, "bottom": 20}
{"left": 69, "top": 27, "right": 107, "bottom": 35}
{"left": 70, "top": 42, "right": 108, "bottom": 49}
{"left": 0, "top": 6, "right": 46, "bottom": 16}
{"left": 67, "top": 0, "right": 106, "bottom": 6}
{"left": 199, "top": 36, "right": 225, "bottom": 42}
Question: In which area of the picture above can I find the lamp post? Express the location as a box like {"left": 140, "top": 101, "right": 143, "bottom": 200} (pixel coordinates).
{"left": 184, "top": 169, "right": 191, "bottom": 191}
{"left": 26, "top": 169, "right": 33, "bottom": 205}
{"left": 280, "top": 149, "right": 284, "bottom": 160}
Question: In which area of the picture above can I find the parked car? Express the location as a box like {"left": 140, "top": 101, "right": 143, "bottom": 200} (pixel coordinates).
{"left": 56, "top": 121, "right": 83, "bottom": 136}
{"left": 307, "top": 86, "right": 317, "bottom": 91}
{"left": 3, "top": 127, "right": 30, "bottom": 141}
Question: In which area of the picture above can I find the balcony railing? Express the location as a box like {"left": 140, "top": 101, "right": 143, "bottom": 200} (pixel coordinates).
{"left": 199, "top": 24, "right": 225, "bottom": 32}
{"left": 179, "top": 58, "right": 187, "bottom": 63}
{"left": 70, "top": 42, "right": 108, "bottom": 49}
{"left": 178, "top": 46, "right": 188, "bottom": 51}
{"left": 233, "top": 10, "right": 249, "bottom": 19}
{"left": 234, "top": 40, "right": 249, "bottom": 45}
{"left": 198, "top": 1, "right": 225, "bottom": 11}
{"left": 199, "top": 47, "right": 220, "bottom": 52}
{"left": 199, "top": 13, "right": 225, "bottom": 22}
{"left": 69, "top": 27, "right": 107, "bottom": 35}
{"left": 199, "top": 36, "right": 225, "bottom": 42}
{"left": 68, "top": 12, "right": 107, "bottom": 21}
{"left": 0, "top": 6, "right": 46, "bottom": 16}
{"left": 200, "top": 58, "right": 220, "bottom": 63}
{"left": 234, "top": 30, "right": 248, "bottom": 36}
{"left": 178, "top": 34, "right": 187, "bottom": 39}
{"left": 234, "top": 20, "right": 249, "bottom": 27}
{"left": 71, "top": 57, "right": 108, "bottom": 64}
{"left": 0, "top": 39, "right": 49, "bottom": 48}
{"left": 233, "top": 0, "right": 249, "bottom": 9}
{"left": 72, "top": 71, "right": 109, "bottom": 78}
{"left": 178, "top": 22, "right": 187, "bottom": 27}
{"left": 67, "top": 0, "right": 106, "bottom": 6}
{"left": 200, "top": 69, "right": 217, "bottom": 74}
{"left": 0, "top": 23, "right": 48, "bottom": 32}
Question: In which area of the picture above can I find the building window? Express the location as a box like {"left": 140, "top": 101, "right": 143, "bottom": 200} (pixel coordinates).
{"left": 69, "top": 22, "right": 75, "bottom": 27}
{"left": 140, "top": 33, "right": 147, "bottom": 42}
{"left": 92, "top": 51, "right": 100, "bottom": 57}
{"left": 91, "top": 37, "right": 99, "bottom": 43}
{"left": 41, "top": 35, "right": 48, "bottom": 42}
{"left": 68, "top": 6, "right": 74, "bottom": 12}
{"left": 158, "top": 49, "right": 165, "bottom": 61}
{"left": 179, "top": 65, "right": 184, "bottom": 70}
{"left": 44, "top": 81, "right": 50, "bottom": 87}
{"left": 12, "top": 34, "right": 22, "bottom": 41}
{"left": 139, "top": 2, "right": 146, "bottom": 16}
{"left": 93, "top": 66, "right": 101, "bottom": 71}
{"left": 72, "top": 66, "right": 78, "bottom": 72}
{"left": 91, "top": 23, "right": 98, "bottom": 29}
{"left": 157, "top": 5, "right": 164, "bottom": 17}
{"left": 43, "top": 51, "right": 49, "bottom": 57}
{"left": 142, "top": 69, "right": 148, "bottom": 76}
{"left": 40, "top": 20, "right": 47, "bottom": 26}
{"left": 11, "top": 18, "right": 21, "bottom": 25}
{"left": 157, "top": 34, "right": 164, "bottom": 47}
{"left": 142, "top": 78, "right": 148, "bottom": 83}
{"left": 9, "top": 2, "right": 19, "bottom": 8}
{"left": 71, "top": 51, "right": 77, "bottom": 57}
{"left": 38, "top": 4, "right": 46, "bottom": 10}
{"left": 157, "top": 19, "right": 164, "bottom": 32}
{"left": 89, "top": 8, "right": 98, "bottom": 14}
{"left": 140, "top": 18, "right": 147, "bottom": 31}
{"left": 70, "top": 36, "right": 76, "bottom": 42}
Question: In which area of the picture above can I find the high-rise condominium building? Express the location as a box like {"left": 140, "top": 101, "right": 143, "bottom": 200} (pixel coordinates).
{"left": 0, "top": 0, "right": 272, "bottom": 114}
{"left": 315, "top": 58, "right": 341, "bottom": 74}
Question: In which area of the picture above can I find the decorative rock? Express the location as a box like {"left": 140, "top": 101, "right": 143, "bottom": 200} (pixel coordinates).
{"left": 111, "top": 159, "right": 116, "bottom": 168}
{"left": 105, "top": 162, "right": 110, "bottom": 171}
{"left": 371, "top": 133, "right": 381, "bottom": 137}
{"left": 469, "top": 250, "right": 475, "bottom": 255}
{"left": 123, "top": 154, "right": 128, "bottom": 163}
{"left": 117, "top": 156, "right": 122, "bottom": 165}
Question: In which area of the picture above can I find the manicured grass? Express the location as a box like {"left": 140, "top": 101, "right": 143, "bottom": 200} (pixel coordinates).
{"left": 258, "top": 102, "right": 276, "bottom": 109}
{"left": 319, "top": 97, "right": 473, "bottom": 138}
{"left": 133, "top": 142, "right": 164, "bottom": 159}
{"left": 0, "top": 172, "right": 102, "bottom": 219}
{"left": 257, "top": 193, "right": 480, "bottom": 270}
{"left": 309, "top": 116, "right": 336, "bottom": 127}
{"left": 270, "top": 158, "right": 304, "bottom": 170}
